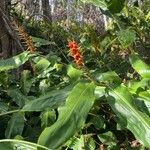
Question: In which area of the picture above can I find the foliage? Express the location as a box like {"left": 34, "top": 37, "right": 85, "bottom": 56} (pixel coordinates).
{"left": 0, "top": 0, "right": 150, "bottom": 150}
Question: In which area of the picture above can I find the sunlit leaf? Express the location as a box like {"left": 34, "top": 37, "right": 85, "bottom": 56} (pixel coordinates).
{"left": 38, "top": 82, "right": 95, "bottom": 149}
{"left": 107, "top": 85, "right": 150, "bottom": 147}
{"left": 129, "top": 53, "right": 150, "bottom": 78}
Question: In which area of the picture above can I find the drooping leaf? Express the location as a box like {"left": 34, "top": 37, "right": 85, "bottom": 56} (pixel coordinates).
{"left": 22, "top": 85, "right": 73, "bottom": 111}
{"left": 38, "top": 82, "right": 95, "bottom": 149}
{"left": 0, "top": 51, "right": 33, "bottom": 72}
{"left": 5, "top": 113, "right": 25, "bottom": 139}
{"left": 107, "top": 85, "right": 150, "bottom": 147}
{"left": 129, "top": 53, "right": 150, "bottom": 78}
{"left": 117, "top": 29, "right": 136, "bottom": 48}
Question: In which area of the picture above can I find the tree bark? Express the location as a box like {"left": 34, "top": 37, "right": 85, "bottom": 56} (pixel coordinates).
{"left": 42, "top": 0, "right": 52, "bottom": 23}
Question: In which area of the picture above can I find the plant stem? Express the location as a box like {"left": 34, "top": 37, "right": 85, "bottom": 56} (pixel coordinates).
{"left": 0, "top": 109, "right": 20, "bottom": 116}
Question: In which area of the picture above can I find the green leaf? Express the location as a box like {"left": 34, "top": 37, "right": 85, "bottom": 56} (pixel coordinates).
{"left": 98, "top": 131, "right": 117, "bottom": 146}
{"left": 94, "top": 86, "right": 106, "bottom": 99}
{"left": 137, "top": 90, "right": 150, "bottom": 116}
{"left": 129, "top": 53, "right": 150, "bottom": 78}
{"left": 7, "top": 89, "right": 27, "bottom": 108}
{"left": 106, "top": 0, "right": 125, "bottom": 13}
{"left": 34, "top": 58, "right": 50, "bottom": 74}
{"left": 67, "top": 136, "right": 85, "bottom": 150}
{"left": 67, "top": 136, "right": 96, "bottom": 150}
{"left": 0, "top": 143, "right": 13, "bottom": 150}
{"left": 91, "top": 115, "right": 105, "bottom": 130}
{"left": 22, "top": 85, "right": 73, "bottom": 111}
{"left": 139, "top": 90, "right": 150, "bottom": 101}
{"left": 0, "top": 51, "right": 33, "bottom": 72}
{"left": 127, "top": 79, "right": 150, "bottom": 94}
{"left": 67, "top": 65, "right": 82, "bottom": 82}
{"left": 40, "top": 110, "right": 56, "bottom": 128}
{"left": 0, "top": 102, "right": 9, "bottom": 113}
{"left": 0, "top": 140, "right": 51, "bottom": 150}
{"left": 95, "top": 71, "right": 121, "bottom": 84}
{"left": 20, "top": 70, "right": 33, "bottom": 95}
{"left": 31, "top": 36, "right": 56, "bottom": 48}
{"left": 117, "top": 29, "right": 136, "bottom": 48}
{"left": 107, "top": 85, "right": 150, "bottom": 147}
{"left": 38, "top": 82, "right": 95, "bottom": 149}
{"left": 5, "top": 113, "right": 25, "bottom": 138}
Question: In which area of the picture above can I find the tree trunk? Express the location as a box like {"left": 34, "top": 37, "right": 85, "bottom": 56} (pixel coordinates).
{"left": 42, "top": 0, "right": 52, "bottom": 23}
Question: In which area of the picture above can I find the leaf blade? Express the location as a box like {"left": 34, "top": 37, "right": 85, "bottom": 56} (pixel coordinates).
{"left": 38, "top": 82, "right": 95, "bottom": 149}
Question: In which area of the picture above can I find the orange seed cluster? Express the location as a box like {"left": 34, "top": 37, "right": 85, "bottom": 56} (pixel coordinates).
{"left": 67, "top": 40, "right": 84, "bottom": 67}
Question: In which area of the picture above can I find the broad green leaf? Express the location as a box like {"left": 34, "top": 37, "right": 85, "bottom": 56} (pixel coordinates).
{"left": 129, "top": 53, "right": 150, "bottom": 78}
{"left": 5, "top": 113, "right": 24, "bottom": 139}
{"left": 0, "top": 143, "right": 12, "bottom": 150}
{"left": 139, "top": 90, "right": 150, "bottom": 101}
{"left": 67, "top": 65, "right": 82, "bottom": 82}
{"left": 136, "top": 90, "right": 150, "bottom": 116}
{"left": 34, "top": 58, "right": 50, "bottom": 74}
{"left": 90, "top": 115, "right": 105, "bottom": 130}
{"left": 31, "top": 36, "right": 56, "bottom": 47}
{"left": 7, "top": 89, "right": 27, "bottom": 108}
{"left": 117, "top": 29, "right": 136, "bottom": 48}
{"left": 0, "top": 51, "right": 33, "bottom": 72}
{"left": 22, "top": 85, "right": 73, "bottom": 111}
{"left": 106, "top": 0, "right": 125, "bottom": 13}
{"left": 127, "top": 79, "right": 150, "bottom": 94}
{"left": 107, "top": 85, "right": 150, "bottom": 147}
{"left": 38, "top": 82, "right": 95, "bottom": 149}
{"left": 98, "top": 131, "right": 117, "bottom": 146}
{"left": 94, "top": 86, "right": 106, "bottom": 99}
{"left": 80, "top": 0, "right": 107, "bottom": 10}
{"left": 95, "top": 71, "right": 121, "bottom": 84}
{"left": 0, "top": 140, "right": 51, "bottom": 150}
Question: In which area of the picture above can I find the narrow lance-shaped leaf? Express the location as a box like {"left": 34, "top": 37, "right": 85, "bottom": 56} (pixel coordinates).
{"left": 129, "top": 53, "right": 150, "bottom": 78}
{"left": 38, "top": 82, "right": 95, "bottom": 149}
{"left": 107, "top": 85, "right": 150, "bottom": 147}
